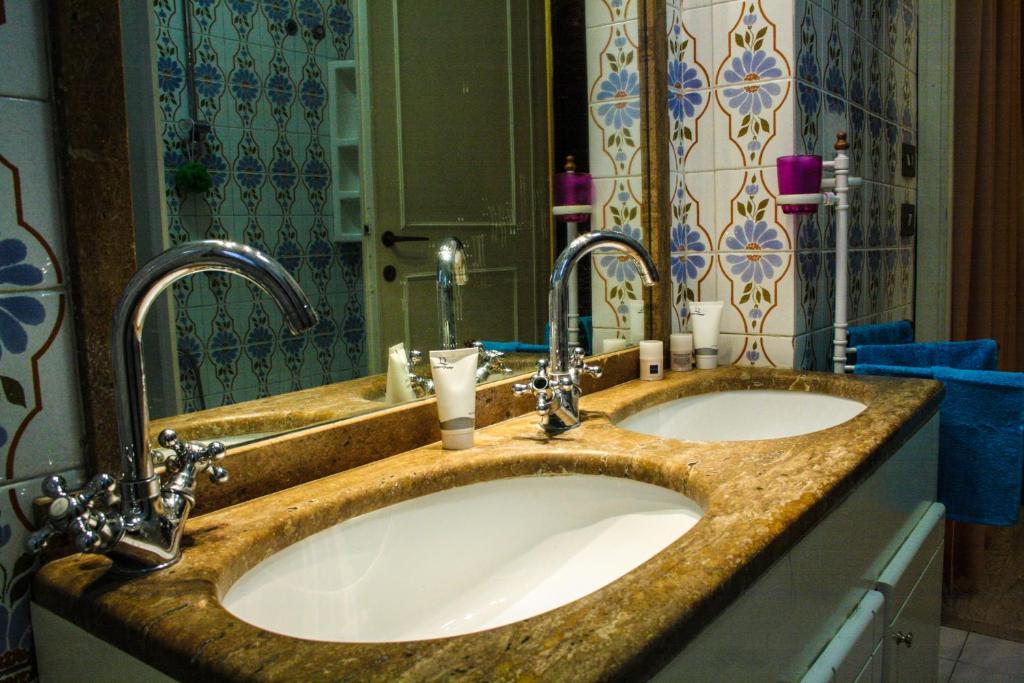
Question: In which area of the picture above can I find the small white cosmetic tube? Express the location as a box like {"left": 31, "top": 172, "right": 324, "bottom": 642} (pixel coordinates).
{"left": 690, "top": 301, "right": 723, "bottom": 369}
{"left": 429, "top": 347, "right": 479, "bottom": 449}
{"left": 385, "top": 342, "right": 416, "bottom": 404}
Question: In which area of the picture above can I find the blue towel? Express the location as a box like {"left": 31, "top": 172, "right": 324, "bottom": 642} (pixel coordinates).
{"left": 856, "top": 339, "right": 999, "bottom": 370}
{"left": 932, "top": 367, "right": 1024, "bottom": 526}
{"left": 848, "top": 320, "right": 914, "bottom": 347}
{"left": 478, "top": 341, "right": 549, "bottom": 354}
{"left": 853, "top": 364, "right": 934, "bottom": 379}
{"left": 853, "top": 364, "right": 1024, "bottom": 526}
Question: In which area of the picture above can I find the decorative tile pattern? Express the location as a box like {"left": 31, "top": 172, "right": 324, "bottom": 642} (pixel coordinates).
{"left": 589, "top": 9, "right": 644, "bottom": 334}
{"left": 153, "top": 0, "right": 364, "bottom": 412}
{"left": 0, "top": 5, "right": 89, "bottom": 676}
{"left": 672, "top": 0, "right": 918, "bottom": 370}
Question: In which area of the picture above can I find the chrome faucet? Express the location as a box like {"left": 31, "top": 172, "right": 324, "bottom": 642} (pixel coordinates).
{"left": 513, "top": 231, "right": 659, "bottom": 435}
{"left": 26, "top": 240, "right": 317, "bottom": 572}
{"left": 437, "top": 237, "right": 468, "bottom": 350}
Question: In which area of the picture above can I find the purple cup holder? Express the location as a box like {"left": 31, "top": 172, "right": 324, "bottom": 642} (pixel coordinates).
{"left": 776, "top": 155, "right": 823, "bottom": 214}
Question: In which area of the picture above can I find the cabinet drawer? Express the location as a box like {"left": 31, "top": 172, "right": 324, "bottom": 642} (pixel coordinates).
{"left": 876, "top": 502, "right": 945, "bottom": 626}
{"left": 802, "top": 590, "right": 885, "bottom": 683}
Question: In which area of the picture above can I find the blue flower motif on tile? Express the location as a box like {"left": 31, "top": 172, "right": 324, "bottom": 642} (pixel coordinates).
{"left": 303, "top": 159, "right": 329, "bottom": 191}
{"left": 270, "top": 157, "right": 297, "bottom": 190}
{"left": 596, "top": 69, "right": 640, "bottom": 103}
{"left": 236, "top": 154, "right": 264, "bottom": 189}
{"left": 823, "top": 23, "right": 845, "bottom": 98}
{"left": 263, "top": 0, "right": 290, "bottom": 23}
{"left": 230, "top": 68, "right": 260, "bottom": 103}
{"left": 726, "top": 219, "right": 785, "bottom": 252}
{"left": 0, "top": 296, "right": 45, "bottom": 360}
{"left": 597, "top": 98, "right": 640, "bottom": 132}
{"left": 330, "top": 3, "right": 353, "bottom": 39}
{"left": 300, "top": 78, "right": 325, "bottom": 110}
{"left": 275, "top": 239, "right": 302, "bottom": 276}
{"left": 266, "top": 73, "right": 294, "bottom": 106}
{"left": 0, "top": 240, "right": 44, "bottom": 287}
{"left": 796, "top": 4, "right": 818, "bottom": 85}
{"left": 725, "top": 249, "right": 784, "bottom": 285}
{"left": 667, "top": 62, "right": 704, "bottom": 122}
{"left": 203, "top": 153, "right": 229, "bottom": 188}
{"left": 723, "top": 51, "right": 784, "bottom": 87}
{"left": 157, "top": 55, "right": 184, "bottom": 93}
{"left": 193, "top": 62, "right": 224, "bottom": 98}
{"left": 229, "top": 0, "right": 256, "bottom": 16}
{"left": 297, "top": 0, "right": 324, "bottom": 29}
{"left": 723, "top": 77, "right": 782, "bottom": 116}
{"left": 245, "top": 325, "right": 274, "bottom": 359}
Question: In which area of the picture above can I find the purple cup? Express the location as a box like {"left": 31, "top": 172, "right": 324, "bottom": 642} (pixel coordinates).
{"left": 553, "top": 172, "right": 593, "bottom": 223}
{"left": 776, "top": 155, "right": 823, "bottom": 214}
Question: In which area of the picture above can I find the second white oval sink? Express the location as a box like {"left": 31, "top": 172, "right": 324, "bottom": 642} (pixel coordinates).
{"left": 617, "top": 390, "right": 866, "bottom": 441}
{"left": 223, "top": 474, "right": 702, "bottom": 643}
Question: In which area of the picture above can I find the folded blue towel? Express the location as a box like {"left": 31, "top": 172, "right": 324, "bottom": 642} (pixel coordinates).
{"left": 478, "top": 341, "right": 549, "bottom": 354}
{"left": 853, "top": 364, "right": 934, "bottom": 379}
{"left": 848, "top": 320, "right": 914, "bottom": 347}
{"left": 856, "top": 339, "right": 999, "bottom": 370}
{"left": 853, "top": 363, "right": 1023, "bottom": 526}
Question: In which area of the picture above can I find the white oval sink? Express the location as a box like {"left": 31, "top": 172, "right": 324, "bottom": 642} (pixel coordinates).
{"left": 617, "top": 390, "right": 866, "bottom": 441}
{"left": 223, "top": 474, "right": 702, "bottom": 643}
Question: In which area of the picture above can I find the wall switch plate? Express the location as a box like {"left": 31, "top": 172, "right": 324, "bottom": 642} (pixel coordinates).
{"left": 900, "top": 203, "right": 916, "bottom": 238}
{"left": 901, "top": 143, "right": 917, "bottom": 177}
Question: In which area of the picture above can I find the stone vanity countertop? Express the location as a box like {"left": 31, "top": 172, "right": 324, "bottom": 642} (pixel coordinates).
{"left": 34, "top": 368, "right": 943, "bottom": 682}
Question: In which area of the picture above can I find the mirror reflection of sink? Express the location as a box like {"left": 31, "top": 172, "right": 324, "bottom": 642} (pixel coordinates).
{"left": 616, "top": 390, "right": 867, "bottom": 442}
{"left": 222, "top": 474, "right": 702, "bottom": 642}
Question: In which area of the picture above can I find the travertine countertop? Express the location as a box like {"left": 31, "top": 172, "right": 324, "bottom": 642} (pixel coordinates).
{"left": 34, "top": 368, "right": 942, "bottom": 682}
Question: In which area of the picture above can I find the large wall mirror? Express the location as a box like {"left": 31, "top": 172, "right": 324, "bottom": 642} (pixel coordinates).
{"left": 67, "top": 0, "right": 664, "bottom": 462}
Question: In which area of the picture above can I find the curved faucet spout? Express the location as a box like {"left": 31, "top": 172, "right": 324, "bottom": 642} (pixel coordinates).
{"left": 112, "top": 240, "right": 317, "bottom": 488}
{"left": 437, "top": 237, "right": 468, "bottom": 349}
{"left": 549, "top": 231, "right": 659, "bottom": 374}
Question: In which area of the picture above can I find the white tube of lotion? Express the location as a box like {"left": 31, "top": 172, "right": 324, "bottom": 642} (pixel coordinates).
{"left": 429, "top": 347, "right": 479, "bottom": 449}
{"left": 690, "top": 301, "right": 723, "bottom": 369}
{"left": 385, "top": 342, "right": 416, "bottom": 404}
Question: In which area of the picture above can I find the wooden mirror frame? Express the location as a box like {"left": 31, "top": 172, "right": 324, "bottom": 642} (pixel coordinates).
{"left": 49, "top": 0, "right": 671, "bottom": 475}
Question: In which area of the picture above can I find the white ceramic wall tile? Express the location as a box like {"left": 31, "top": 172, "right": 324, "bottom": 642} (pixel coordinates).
{"left": 717, "top": 250, "right": 795, "bottom": 335}
{"left": 714, "top": 168, "right": 793, "bottom": 251}
{"left": 718, "top": 333, "right": 792, "bottom": 367}
{"left": 681, "top": 170, "right": 717, "bottom": 241}
{"left": 590, "top": 176, "right": 643, "bottom": 235}
{"left": 712, "top": 0, "right": 794, "bottom": 88}
{"left": 586, "top": 22, "right": 640, "bottom": 103}
{"left": 0, "top": 98, "right": 66, "bottom": 289}
{"left": 585, "top": 0, "right": 638, "bottom": 27}
{"left": 679, "top": 5, "right": 715, "bottom": 78}
{"left": 0, "top": 291, "right": 87, "bottom": 484}
{"left": 588, "top": 101, "right": 644, "bottom": 179}
{"left": 0, "top": 1, "right": 51, "bottom": 101}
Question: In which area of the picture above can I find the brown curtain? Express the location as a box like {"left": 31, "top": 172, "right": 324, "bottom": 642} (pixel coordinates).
{"left": 952, "top": 0, "right": 1023, "bottom": 372}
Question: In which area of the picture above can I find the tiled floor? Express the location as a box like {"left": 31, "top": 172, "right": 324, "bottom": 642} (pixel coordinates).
{"left": 938, "top": 626, "right": 1024, "bottom": 682}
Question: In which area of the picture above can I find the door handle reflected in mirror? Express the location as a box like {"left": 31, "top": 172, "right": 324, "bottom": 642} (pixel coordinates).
{"left": 381, "top": 231, "right": 429, "bottom": 248}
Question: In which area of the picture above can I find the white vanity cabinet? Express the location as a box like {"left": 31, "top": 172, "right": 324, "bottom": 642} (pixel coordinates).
{"left": 654, "top": 416, "right": 941, "bottom": 682}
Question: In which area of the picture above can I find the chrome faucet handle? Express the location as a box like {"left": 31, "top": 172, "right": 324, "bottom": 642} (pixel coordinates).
{"left": 474, "top": 343, "right": 513, "bottom": 383}
{"left": 26, "top": 473, "right": 123, "bottom": 554}
{"left": 512, "top": 359, "right": 556, "bottom": 416}
{"left": 158, "top": 429, "right": 229, "bottom": 485}
{"left": 408, "top": 349, "right": 425, "bottom": 368}
{"left": 570, "top": 347, "right": 603, "bottom": 379}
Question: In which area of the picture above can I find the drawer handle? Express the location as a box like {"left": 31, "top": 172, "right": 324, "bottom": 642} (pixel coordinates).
{"left": 892, "top": 630, "right": 914, "bottom": 647}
